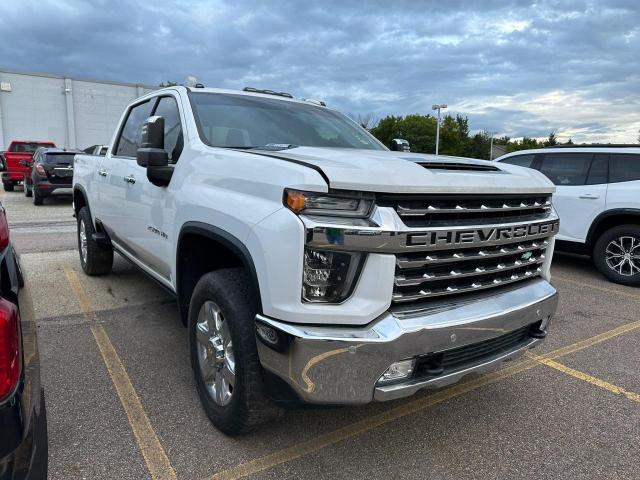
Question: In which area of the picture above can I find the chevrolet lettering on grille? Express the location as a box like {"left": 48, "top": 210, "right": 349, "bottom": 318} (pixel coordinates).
{"left": 406, "top": 220, "right": 559, "bottom": 249}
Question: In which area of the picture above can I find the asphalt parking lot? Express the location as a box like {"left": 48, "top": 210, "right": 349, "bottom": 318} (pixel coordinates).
{"left": 3, "top": 188, "right": 639, "bottom": 480}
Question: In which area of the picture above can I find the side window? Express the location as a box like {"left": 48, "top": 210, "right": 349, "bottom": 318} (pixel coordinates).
{"left": 586, "top": 154, "right": 609, "bottom": 185}
{"left": 538, "top": 153, "right": 592, "bottom": 186}
{"left": 114, "top": 100, "right": 155, "bottom": 157}
{"left": 152, "top": 96, "right": 184, "bottom": 163}
{"left": 500, "top": 154, "right": 535, "bottom": 168}
{"left": 609, "top": 154, "right": 640, "bottom": 183}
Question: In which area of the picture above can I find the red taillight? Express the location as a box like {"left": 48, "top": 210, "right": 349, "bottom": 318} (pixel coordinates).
{"left": 0, "top": 207, "right": 8, "bottom": 251}
{"left": 35, "top": 164, "right": 46, "bottom": 176}
{"left": 0, "top": 297, "right": 21, "bottom": 401}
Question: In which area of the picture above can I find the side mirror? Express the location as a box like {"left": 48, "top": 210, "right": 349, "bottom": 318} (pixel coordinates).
{"left": 19, "top": 160, "right": 27, "bottom": 166}
{"left": 390, "top": 138, "right": 410, "bottom": 152}
{"left": 136, "top": 116, "right": 173, "bottom": 187}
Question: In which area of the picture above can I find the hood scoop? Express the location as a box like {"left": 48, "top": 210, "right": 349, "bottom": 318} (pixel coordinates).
{"left": 416, "top": 161, "right": 500, "bottom": 172}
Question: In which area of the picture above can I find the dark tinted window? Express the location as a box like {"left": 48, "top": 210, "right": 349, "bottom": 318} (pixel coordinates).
{"left": 609, "top": 154, "right": 640, "bottom": 183}
{"left": 44, "top": 153, "right": 76, "bottom": 164}
{"left": 500, "top": 154, "right": 535, "bottom": 168}
{"left": 586, "top": 154, "right": 608, "bottom": 185}
{"left": 114, "top": 100, "right": 154, "bottom": 157}
{"left": 153, "top": 96, "right": 183, "bottom": 163}
{"left": 538, "top": 153, "right": 592, "bottom": 185}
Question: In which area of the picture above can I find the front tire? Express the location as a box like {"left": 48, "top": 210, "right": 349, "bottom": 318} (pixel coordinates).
{"left": 593, "top": 225, "right": 640, "bottom": 286}
{"left": 3, "top": 182, "right": 14, "bottom": 192}
{"left": 188, "top": 268, "right": 281, "bottom": 434}
{"left": 77, "top": 206, "right": 113, "bottom": 275}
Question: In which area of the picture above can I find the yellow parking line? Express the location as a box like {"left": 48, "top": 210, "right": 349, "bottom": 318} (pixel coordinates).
{"left": 210, "top": 317, "right": 640, "bottom": 480}
{"left": 553, "top": 275, "right": 640, "bottom": 301}
{"left": 64, "top": 266, "right": 177, "bottom": 480}
{"left": 533, "top": 356, "right": 640, "bottom": 404}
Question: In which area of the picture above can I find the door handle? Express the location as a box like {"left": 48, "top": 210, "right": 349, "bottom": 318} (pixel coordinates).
{"left": 124, "top": 175, "right": 136, "bottom": 184}
{"left": 98, "top": 169, "right": 107, "bottom": 177}
{"left": 579, "top": 194, "right": 599, "bottom": 199}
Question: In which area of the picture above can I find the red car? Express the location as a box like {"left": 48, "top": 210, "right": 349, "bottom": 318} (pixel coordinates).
{"left": 1, "top": 141, "right": 56, "bottom": 192}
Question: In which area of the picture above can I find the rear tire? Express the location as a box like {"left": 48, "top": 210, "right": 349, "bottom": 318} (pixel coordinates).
{"left": 593, "top": 224, "right": 640, "bottom": 286}
{"left": 33, "top": 189, "right": 43, "bottom": 205}
{"left": 77, "top": 206, "right": 113, "bottom": 275}
{"left": 188, "top": 268, "right": 282, "bottom": 434}
{"left": 3, "top": 182, "right": 14, "bottom": 192}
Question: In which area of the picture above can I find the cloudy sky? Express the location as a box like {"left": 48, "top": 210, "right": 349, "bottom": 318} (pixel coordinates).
{"left": 1, "top": 0, "right": 639, "bottom": 142}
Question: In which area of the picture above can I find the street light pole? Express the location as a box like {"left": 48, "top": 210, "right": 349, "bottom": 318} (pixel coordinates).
{"left": 432, "top": 104, "right": 447, "bottom": 155}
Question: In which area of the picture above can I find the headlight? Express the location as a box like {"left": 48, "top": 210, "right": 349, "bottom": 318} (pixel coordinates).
{"left": 302, "top": 248, "right": 362, "bottom": 303}
{"left": 284, "top": 189, "right": 374, "bottom": 218}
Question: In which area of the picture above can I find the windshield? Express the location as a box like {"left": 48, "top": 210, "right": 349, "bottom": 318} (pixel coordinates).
{"left": 190, "top": 92, "right": 384, "bottom": 150}
{"left": 10, "top": 142, "right": 54, "bottom": 153}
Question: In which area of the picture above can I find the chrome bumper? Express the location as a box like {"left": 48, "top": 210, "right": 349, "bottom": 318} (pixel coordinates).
{"left": 256, "top": 278, "right": 558, "bottom": 404}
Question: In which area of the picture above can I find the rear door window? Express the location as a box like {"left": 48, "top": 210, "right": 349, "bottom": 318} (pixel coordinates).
{"left": 538, "top": 153, "right": 593, "bottom": 185}
{"left": 586, "top": 154, "right": 609, "bottom": 185}
{"left": 500, "top": 154, "right": 535, "bottom": 168}
{"left": 609, "top": 154, "right": 640, "bottom": 183}
{"left": 114, "top": 100, "right": 155, "bottom": 157}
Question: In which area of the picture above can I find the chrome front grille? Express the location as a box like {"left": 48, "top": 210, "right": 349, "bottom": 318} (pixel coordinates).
{"left": 388, "top": 194, "right": 556, "bottom": 305}
{"left": 378, "top": 194, "right": 552, "bottom": 228}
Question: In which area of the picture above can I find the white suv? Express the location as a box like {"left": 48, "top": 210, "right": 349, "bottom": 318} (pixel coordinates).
{"left": 497, "top": 146, "right": 640, "bottom": 285}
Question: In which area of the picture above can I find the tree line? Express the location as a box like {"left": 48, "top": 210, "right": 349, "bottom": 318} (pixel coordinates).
{"left": 366, "top": 113, "right": 569, "bottom": 160}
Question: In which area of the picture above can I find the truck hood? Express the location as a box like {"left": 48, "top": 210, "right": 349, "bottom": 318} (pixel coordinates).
{"left": 257, "top": 147, "right": 555, "bottom": 194}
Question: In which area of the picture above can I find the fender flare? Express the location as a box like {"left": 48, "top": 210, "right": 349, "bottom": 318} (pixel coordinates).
{"left": 177, "top": 222, "right": 263, "bottom": 315}
{"left": 586, "top": 208, "right": 640, "bottom": 246}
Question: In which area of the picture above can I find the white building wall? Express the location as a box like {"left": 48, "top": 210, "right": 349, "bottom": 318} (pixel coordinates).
{"left": 0, "top": 69, "right": 155, "bottom": 151}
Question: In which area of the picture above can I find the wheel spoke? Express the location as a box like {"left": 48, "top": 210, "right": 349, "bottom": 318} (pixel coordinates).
{"left": 200, "top": 360, "right": 217, "bottom": 383}
{"left": 196, "top": 321, "right": 210, "bottom": 346}
{"left": 218, "top": 318, "right": 231, "bottom": 345}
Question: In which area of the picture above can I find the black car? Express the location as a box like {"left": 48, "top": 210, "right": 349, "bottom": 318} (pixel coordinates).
{"left": 0, "top": 202, "right": 48, "bottom": 479}
{"left": 23, "top": 148, "right": 79, "bottom": 206}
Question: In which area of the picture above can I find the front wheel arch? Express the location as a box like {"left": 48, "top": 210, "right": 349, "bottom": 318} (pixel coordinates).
{"left": 176, "top": 223, "right": 263, "bottom": 326}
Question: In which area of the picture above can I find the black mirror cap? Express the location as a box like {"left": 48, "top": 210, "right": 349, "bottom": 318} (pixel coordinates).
{"left": 147, "top": 164, "right": 173, "bottom": 187}
{"left": 141, "top": 115, "right": 165, "bottom": 150}
{"left": 390, "top": 138, "right": 410, "bottom": 152}
{"left": 137, "top": 148, "right": 168, "bottom": 168}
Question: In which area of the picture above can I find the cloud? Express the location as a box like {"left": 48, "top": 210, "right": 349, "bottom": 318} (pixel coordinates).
{"left": 0, "top": 0, "right": 638, "bottom": 142}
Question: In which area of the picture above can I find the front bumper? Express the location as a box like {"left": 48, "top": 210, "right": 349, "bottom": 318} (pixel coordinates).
{"left": 256, "top": 278, "right": 557, "bottom": 404}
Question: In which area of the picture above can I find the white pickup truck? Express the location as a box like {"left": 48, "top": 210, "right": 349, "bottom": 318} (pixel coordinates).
{"left": 72, "top": 86, "right": 559, "bottom": 434}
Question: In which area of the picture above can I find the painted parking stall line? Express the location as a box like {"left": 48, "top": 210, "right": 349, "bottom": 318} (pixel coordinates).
{"left": 532, "top": 355, "right": 640, "bottom": 404}
{"left": 64, "top": 265, "right": 177, "bottom": 480}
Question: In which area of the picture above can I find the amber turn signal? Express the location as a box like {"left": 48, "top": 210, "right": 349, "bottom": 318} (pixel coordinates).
{"left": 286, "top": 191, "right": 306, "bottom": 213}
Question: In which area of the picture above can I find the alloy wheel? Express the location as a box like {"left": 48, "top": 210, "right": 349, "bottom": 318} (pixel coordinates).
{"left": 79, "top": 220, "right": 88, "bottom": 264}
{"left": 195, "top": 300, "right": 235, "bottom": 406}
{"left": 605, "top": 236, "right": 640, "bottom": 276}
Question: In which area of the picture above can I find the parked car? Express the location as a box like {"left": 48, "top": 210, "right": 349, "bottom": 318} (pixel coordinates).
{"left": 23, "top": 148, "right": 79, "bottom": 205}
{"left": 73, "top": 85, "right": 558, "bottom": 434}
{"left": 0, "top": 202, "right": 48, "bottom": 479}
{"left": 496, "top": 146, "right": 640, "bottom": 285}
{"left": 82, "top": 145, "right": 108, "bottom": 156}
{"left": 1, "top": 141, "right": 56, "bottom": 192}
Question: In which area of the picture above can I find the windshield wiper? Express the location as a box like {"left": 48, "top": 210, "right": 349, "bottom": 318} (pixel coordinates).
{"left": 216, "top": 144, "right": 299, "bottom": 151}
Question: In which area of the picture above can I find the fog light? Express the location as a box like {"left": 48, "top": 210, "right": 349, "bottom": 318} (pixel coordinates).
{"left": 255, "top": 321, "right": 290, "bottom": 353}
{"left": 377, "top": 359, "right": 415, "bottom": 384}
